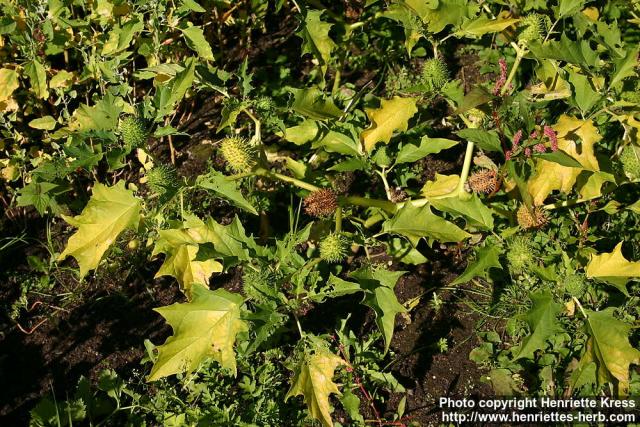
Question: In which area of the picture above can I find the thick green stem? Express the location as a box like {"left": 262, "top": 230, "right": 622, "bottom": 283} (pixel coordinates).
{"left": 256, "top": 168, "right": 320, "bottom": 192}
{"left": 335, "top": 206, "right": 343, "bottom": 233}
{"left": 500, "top": 44, "right": 526, "bottom": 96}
{"left": 242, "top": 108, "right": 261, "bottom": 144}
{"left": 455, "top": 141, "right": 475, "bottom": 196}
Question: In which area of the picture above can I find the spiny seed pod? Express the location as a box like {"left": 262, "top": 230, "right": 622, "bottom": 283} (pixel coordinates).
{"left": 516, "top": 204, "right": 548, "bottom": 230}
{"left": 468, "top": 169, "right": 500, "bottom": 194}
{"left": 119, "top": 116, "right": 148, "bottom": 148}
{"left": 518, "top": 14, "right": 550, "bottom": 43}
{"left": 506, "top": 236, "right": 533, "bottom": 274}
{"left": 253, "top": 96, "right": 275, "bottom": 113}
{"left": 304, "top": 189, "right": 338, "bottom": 217}
{"left": 146, "top": 164, "right": 179, "bottom": 195}
{"left": 421, "top": 57, "right": 449, "bottom": 91}
{"left": 620, "top": 145, "right": 640, "bottom": 180}
{"left": 220, "top": 136, "right": 256, "bottom": 172}
{"left": 320, "top": 233, "right": 348, "bottom": 263}
{"left": 563, "top": 274, "right": 586, "bottom": 298}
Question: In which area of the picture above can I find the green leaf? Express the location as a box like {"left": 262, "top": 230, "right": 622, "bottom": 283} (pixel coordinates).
{"left": 528, "top": 34, "right": 598, "bottom": 71}
{"left": 16, "top": 181, "right": 62, "bottom": 215}
{"left": 181, "top": 25, "right": 214, "bottom": 61}
{"left": 452, "top": 245, "right": 502, "bottom": 285}
{"left": 568, "top": 71, "right": 600, "bottom": 114}
{"left": 430, "top": 193, "right": 494, "bottom": 229}
{"left": 148, "top": 285, "right": 247, "bottom": 380}
{"left": 424, "top": 0, "right": 476, "bottom": 33}
{"left": 610, "top": 47, "right": 639, "bottom": 89}
{"left": 581, "top": 308, "right": 640, "bottom": 394}
{"left": 456, "top": 15, "right": 519, "bottom": 37}
{"left": 533, "top": 150, "right": 584, "bottom": 168}
{"left": 456, "top": 128, "right": 502, "bottom": 152}
{"left": 155, "top": 58, "right": 196, "bottom": 118}
{"left": 395, "top": 136, "right": 458, "bottom": 164}
{"left": 388, "top": 237, "right": 428, "bottom": 265}
{"left": 289, "top": 87, "right": 342, "bottom": 120}
{"left": 361, "top": 97, "right": 418, "bottom": 152}
{"left": 0, "top": 67, "right": 19, "bottom": 103}
{"left": 281, "top": 120, "right": 319, "bottom": 145}
{"left": 286, "top": 344, "right": 345, "bottom": 427}
{"left": 340, "top": 390, "right": 364, "bottom": 424}
{"left": 28, "top": 116, "right": 57, "bottom": 130}
{"left": 555, "top": 0, "right": 585, "bottom": 19}
{"left": 217, "top": 101, "right": 246, "bottom": 131}
{"left": 297, "top": 10, "right": 336, "bottom": 76}
{"left": 313, "top": 131, "right": 361, "bottom": 156}
{"left": 351, "top": 267, "right": 406, "bottom": 352}
{"left": 383, "top": 203, "right": 471, "bottom": 246}
{"left": 514, "top": 291, "right": 563, "bottom": 360}
{"left": 68, "top": 92, "right": 123, "bottom": 133}
{"left": 58, "top": 181, "right": 141, "bottom": 278}
{"left": 102, "top": 18, "right": 143, "bottom": 55}
{"left": 196, "top": 171, "right": 258, "bottom": 215}
{"left": 586, "top": 242, "right": 640, "bottom": 295}
{"left": 310, "top": 274, "right": 363, "bottom": 302}
{"left": 24, "top": 59, "right": 48, "bottom": 100}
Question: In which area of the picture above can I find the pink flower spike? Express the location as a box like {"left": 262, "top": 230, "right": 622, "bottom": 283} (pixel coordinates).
{"left": 543, "top": 126, "right": 558, "bottom": 151}
{"left": 534, "top": 143, "right": 546, "bottom": 153}
{"left": 493, "top": 58, "right": 508, "bottom": 95}
{"left": 505, "top": 150, "right": 512, "bottom": 160}
{"left": 530, "top": 130, "right": 539, "bottom": 139}
{"left": 525, "top": 147, "right": 532, "bottom": 158}
{"left": 512, "top": 129, "right": 523, "bottom": 149}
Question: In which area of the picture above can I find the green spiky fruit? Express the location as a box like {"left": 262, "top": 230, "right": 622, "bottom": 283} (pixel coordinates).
{"left": 506, "top": 236, "right": 533, "bottom": 274}
{"left": 319, "top": 233, "right": 348, "bottom": 263}
{"left": 146, "top": 164, "right": 179, "bottom": 195}
{"left": 519, "top": 14, "right": 550, "bottom": 43}
{"left": 119, "top": 116, "right": 148, "bottom": 148}
{"left": 563, "top": 274, "right": 586, "bottom": 298}
{"left": 620, "top": 145, "right": 640, "bottom": 180}
{"left": 220, "top": 137, "right": 256, "bottom": 172}
{"left": 253, "top": 96, "right": 275, "bottom": 113}
{"left": 422, "top": 58, "right": 449, "bottom": 91}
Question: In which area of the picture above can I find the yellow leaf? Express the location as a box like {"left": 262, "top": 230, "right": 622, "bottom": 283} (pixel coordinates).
{"left": 148, "top": 285, "right": 247, "bottom": 381}
{"left": 586, "top": 242, "right": 640, "bottom": 294}
{"left": 361, "top": 97, "right": 418, "bottom": 152}
{"left": 155, "top": 241, "right": 223, "bottom": 297}
{"left": 0, "top": 68, "right": 19, "bottom": 104}
{"left": 58, "top": 181, "right": 141, "bottom": 277}
{"left": 286, "top": 348, "right": 345, "bottom": 427}
{"left": 153, "top": 216, "right": 250, "bottom": 297}
{"left": 421, "top": 173, "right": 459, "bottom": 198}
{"left": 527, "top": 115, "right": 601, "bottom": 205}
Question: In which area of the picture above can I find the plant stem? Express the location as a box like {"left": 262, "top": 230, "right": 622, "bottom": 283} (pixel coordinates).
{"left": 340, "top": 196, "right": 397, "bottom": 213}
{"left": 335, "top": 206, "right": 342, "bottom": 233}
{"left": 256, "top": 168, "right": 320, "bottom": 192}
{"left": 226, "top": 171, "right": 255, "bottom": 180}
{"left": 376, "top": 168, "right": 393, "bottom": 201}
{"left": 455, "top": 141, "right": 475, "bottom": 196}
{"left": 500, "top": 44, "right": 526, "bottom": 96}
{"left": 242, "top": 108, "right": 261, "bottom": 144}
